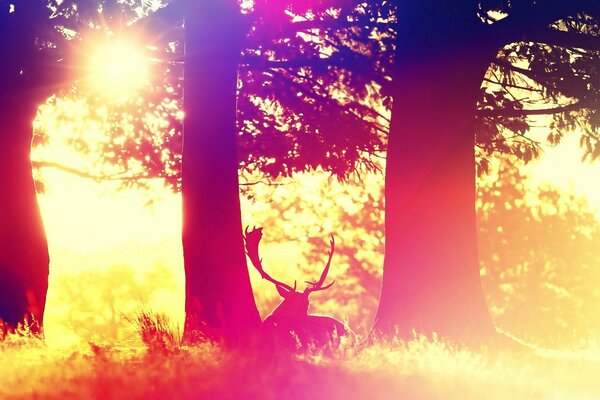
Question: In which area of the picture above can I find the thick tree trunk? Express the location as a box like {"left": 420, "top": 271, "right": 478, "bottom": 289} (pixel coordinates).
{"left": 374, "top": 21, "right": 497, "bottom": 343}
{"left": 182, "top": 1, "right": 260, "bottom": 343}
{"left": 0, "top": 94, "right": 49, "bottom": 332}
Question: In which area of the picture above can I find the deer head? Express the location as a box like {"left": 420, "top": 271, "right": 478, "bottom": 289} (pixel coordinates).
{"left": 244, "top": 226, "right": 335, "bottom": 318}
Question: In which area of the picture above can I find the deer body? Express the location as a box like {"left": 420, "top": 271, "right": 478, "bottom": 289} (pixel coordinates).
{"left": 263, "top": 314, "right": 348, "bottom": 349}
{"left": 244, "top": 227, "right": 351, "bottom": 351}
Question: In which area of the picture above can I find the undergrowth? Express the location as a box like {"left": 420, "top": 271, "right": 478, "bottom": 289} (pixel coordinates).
{"left": 1, "top": 325, "right": 599, "bottom": 399}
{"left": 0, "top": 317, "right": 45, "bottom": 349}
{"left": 128, "top": 309, "right": 182, "bottom": 354}
{"left": 2, "top": 311, "right": 599, "bottom": 399}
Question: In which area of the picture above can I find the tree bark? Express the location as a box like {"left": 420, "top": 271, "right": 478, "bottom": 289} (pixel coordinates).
{"left": 0, "top": 93, "right": 49, "bottom": 332}
{"left": 182, "top": 1, "right": 261, "bottom": 343}
{"left": 373, "top": 18, "right": 497, "bottom": 343}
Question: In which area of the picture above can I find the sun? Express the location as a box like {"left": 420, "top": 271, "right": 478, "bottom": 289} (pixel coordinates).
{"left": 86, "top": 38, "right": 150, "bottom": 100}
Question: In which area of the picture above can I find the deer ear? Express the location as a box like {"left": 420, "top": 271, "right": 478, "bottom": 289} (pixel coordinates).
{"left": 276, "top": 284, "right": 290, "bottom": 299}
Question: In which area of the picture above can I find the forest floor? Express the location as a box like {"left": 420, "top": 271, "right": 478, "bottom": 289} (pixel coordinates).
{"left": 1, "top": 331, "right": 599, "bottom": 400}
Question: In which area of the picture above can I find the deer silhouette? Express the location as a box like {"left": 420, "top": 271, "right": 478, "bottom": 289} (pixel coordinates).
{"left": 244, "top": 226, "right": 350, "bottom": 351}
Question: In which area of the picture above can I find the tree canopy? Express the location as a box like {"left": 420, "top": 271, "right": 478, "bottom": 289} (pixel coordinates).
{"left": 34, "top": 1, "right": 600, "bottom": 193}
{"left": 36, "top": 0, "right": 387, "bottom": 191}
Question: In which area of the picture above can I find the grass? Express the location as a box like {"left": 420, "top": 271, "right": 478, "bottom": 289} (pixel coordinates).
{"left": 1, "top": 325, "right": 600, "bottom": 400}
{"left": 128, "top": 309, "right": 182, "bottom": 354}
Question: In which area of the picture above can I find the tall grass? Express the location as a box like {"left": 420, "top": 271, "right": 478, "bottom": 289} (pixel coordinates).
{"left": 1, "top": 326, "right": 599, "bottom": 400}
{"left": 128, "top": 308, "right": 182, "bottom": 354}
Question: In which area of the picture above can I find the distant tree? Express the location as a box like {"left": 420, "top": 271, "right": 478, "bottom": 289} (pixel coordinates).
{"left": 478, "top": 159, "right": 600, "bottom": 347}
{"left": 244, "top": 172, "right": 384, "bottom": 335}
{"left": 250, "top": 157, "right": 600, "bottom": 347}
{"left": 51, "top": 264, "right": 178, "bottom": 344}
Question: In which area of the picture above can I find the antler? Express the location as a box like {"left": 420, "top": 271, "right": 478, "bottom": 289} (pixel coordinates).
{"left": 244, "top": 226, "right": 295, "bottom": 293}
{"left": 305, "top": 234, "right": 335, "bottom": 294}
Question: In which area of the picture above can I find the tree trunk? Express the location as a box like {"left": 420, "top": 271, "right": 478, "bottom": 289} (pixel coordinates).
{"left": 0, "top": 94, "right": 49, "bottom": 332}
{"left": 373, "top": 20, "right": 497, "bottom": 343}
{"left": 182, "top": 1, "right": 261, "bottom": 343}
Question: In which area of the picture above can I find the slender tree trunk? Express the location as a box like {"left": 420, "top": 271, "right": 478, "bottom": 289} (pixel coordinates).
{"left": 374, "top": 19, "right": 497, "bottom": 343}
{"left": 0, "top": 93, "right": 49, "bottom": 332}
{"left": 182, "top": 1, "right": 260, "bottom": 343}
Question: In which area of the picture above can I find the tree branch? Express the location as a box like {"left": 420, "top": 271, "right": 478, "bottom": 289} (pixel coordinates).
{"left": 32, "top": 160, "right": 283, "bottom": 187}
{"left": 478, "top": 101, "right": 584, "bottom": 117}
{"left": 492, "top": 58, "right": 548, "bottom": 87}
{"left": 482, "top": 77, "right": 543, "bottom": 93}
{"left": 491, "top": 0, "right": 600, "bottom": 47}
{"left": 250, "top": 16, "right": 393, "bottom": 44}
{"left": 241, "top": 53, "right": 376, "bottom": 76}
{"left": 31, "top": 160, "right": 164, "bottom": 182}
{"left": 525, "top": 27, "right": 600, "bottom": 52}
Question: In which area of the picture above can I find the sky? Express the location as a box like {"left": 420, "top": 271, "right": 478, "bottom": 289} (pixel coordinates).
{"left": 526, "top": 134, "right": 600, "bottom": 210}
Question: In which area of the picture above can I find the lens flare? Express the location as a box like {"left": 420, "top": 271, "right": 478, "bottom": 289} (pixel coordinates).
{"left": 86, "top": 39, "right": 150, "bottom": 100}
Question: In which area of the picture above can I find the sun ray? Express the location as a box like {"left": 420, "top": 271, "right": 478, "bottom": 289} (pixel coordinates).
{"left": 84, "top": 37, "right": 151, "bottom": 101}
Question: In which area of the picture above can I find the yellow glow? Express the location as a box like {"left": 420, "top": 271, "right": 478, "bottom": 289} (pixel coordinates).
{"left": 32, "top": 91, "right": 600, "bottom": 348}
{"left": 526, "top": 134, "right": 600, "bottom": 212}
{"left": 33, "top": 96, "right": 185, "bottom": 346}
{"left": 86, "top": 39, "right": 150, "bottom": 100}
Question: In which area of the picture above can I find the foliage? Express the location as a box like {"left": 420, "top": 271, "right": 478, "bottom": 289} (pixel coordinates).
{"left": 478, "top": 158, "right": 600, "bottom": 346}
{"left": 18, "top": 0, "right": 184, "bottom": 192}
{"left": 0, "top": 0, "right": 165, "bottom": 97}
{"left": 131, "top": 308, "right": 181, "bottom": 354}
{"left": 245, "top": 155, "right": 600, "bottom": 346}
{"left": 30, "top": 1, "right": 600, "bottom": 197}
{"left": 0, "top": 316, "right": 44, "bottom": 348}
{"left": 472, "top": 3, "right": 600, "bottom": 172}
{"left": 0, "top": 1, "right": 64, "bottom": 97}
{"left": 47, "top": 264, "right": 179, "bottom": 344}
{"left": 241, "top": 0, "right": 600, "bottom": 177}
{"left": 30, "top": 157, "right": 600, "bottom": 348}
{"left": 244, "top": 170, "right": 384, "bottom": 335}
{"left": 35, "top": 0, "right": 388, "bottom": 192}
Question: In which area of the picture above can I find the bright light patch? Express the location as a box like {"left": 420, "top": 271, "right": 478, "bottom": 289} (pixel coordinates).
{"left": 86, "top": 39, "right": 150, "bottom": 100}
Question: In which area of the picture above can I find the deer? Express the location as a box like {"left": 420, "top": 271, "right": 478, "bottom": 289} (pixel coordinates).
{"left": 244, "top": 226, "right": 351, "bottom": 351}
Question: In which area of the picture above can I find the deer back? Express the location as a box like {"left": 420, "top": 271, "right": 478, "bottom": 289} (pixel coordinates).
{"left": 263, "top": 313, "right": 349, "bottom": 351}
